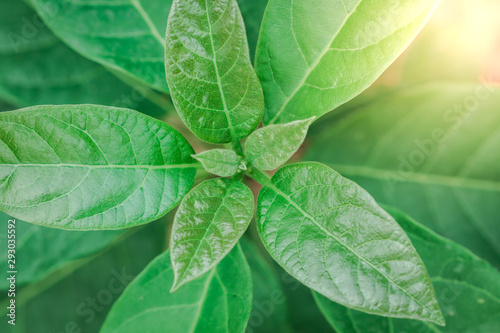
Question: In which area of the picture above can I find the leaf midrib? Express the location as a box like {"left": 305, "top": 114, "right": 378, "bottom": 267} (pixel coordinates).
{"left": 264, "top": 179, "right": 438, "bottom": 319}
{"left": 330, "top": 164, "right": 500, "bottom": 192}
{"left": 205, "top": 0, "right": 238, "bottom": 144}
{"left": 267, "top": 0, "right": 363, "bottom": 124}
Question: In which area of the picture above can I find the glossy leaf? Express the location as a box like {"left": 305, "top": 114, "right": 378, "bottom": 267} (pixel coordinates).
{"left": 166, "top": 0, "right": 264, "bottom": 144}
{"left": 194, "top": 149, "right": 243, "bottom": 177}
{"left": 255, "top": 0, "right": 441, "bottom": 125}
{"left": 314, "top": 207, "right": 500, "bottom": 332}
{"left": 0, "top": 105, "right": 196, "bottom": 230}
{"left": 101, "top": 245, "right": 253, "bottom": 333}
{"left": 245, "top": 117, "right": 314, "bottom": 170}
{"left": 306, "top": 83, "right": 500, "bottom": 268}
{"left": 0, "top": 0, "right": 165, "bottom": 117}
{"left": 241, "top": 237, "right": 292, "bottom": 333}
{"left": 256, "top": 162, "right": 444, "bottom": 324}
{"left": 171, "top": 178, "right": 254, "bottom": 291}
{"left": 0, "top": 211, "right": 123, "bottom": 289}
{"left": 31, "top": 0, "right": 172, "bottom": 93}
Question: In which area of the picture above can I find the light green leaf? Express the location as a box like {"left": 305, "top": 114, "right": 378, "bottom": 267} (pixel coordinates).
{"left": 255, "top": 0, "right": 441, "bottom": 125}
{"left": 194, "top": 149, "right": 243, "bottom": 177}
{"left": 30, "top": 0, "right": 172, "bottom": 93}
{"left": 0, "top": 0, "right": 165, "bottom": 117}
{"left": 256, "top": 162, "right": 444, "bottom": 324}
{"left": 306, "top": 83, "right": 500, "bottom": 268}
{"left": 171, "top": 178, "right": 254, "bottom": 291}
{"left": 240, "top": 237, "right": 292, "bottom": 333}
{"left": 0, "top": 105, "right": 197, "bottom": 230}
{"left": 245, "top": 117, "right": 314, "bottom": 170}
{"left": 314, "top": 207, "right": 500, "bottom": 332}
{"left": 0, "top": 211, "right": 123, "bottom": 289}
{"left": 101, "top": 244, "right": 253, "bottom": 333}
{"left": 166, "top": 0, "right": 264, "bottom": 144}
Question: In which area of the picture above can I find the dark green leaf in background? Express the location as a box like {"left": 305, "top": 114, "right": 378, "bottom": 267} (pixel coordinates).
{"left": 314, "top": 207, "right": 500, "bottom": 333}
{"left": 171, "top": 178, "right": 254, "bottom": 291}
{"left": 307, "top": 83, "right": 500, "bottom": 268}
{"left": 257, "top": 162, "right": 444, "bottom": 324}
{"left": 101, "top": 245, "right": 253, "bottom": 333}
{"left": 0, "top": 221, "right": 166, "bottom": 333}
{"left": 0, "top": 211, "right": 123, "bottom": 289}
{"left": 255, "top": 0, "right": 441, "bottom": 125}
{"left": 166, "top": 0, "right": 264, "bottom": 144}
{"left": 245, "top": 117, "right": 314, "bottom": 171}
{"left": 241, "top": 237, "right": 292, "bottom": 333}
{"left": 0, "top": 105, "right": 197, "bottom": 230}
{"left": 31, "top": 0, "right": 172, "bottom": 93}
{"left": 194, "top": 149, "right": 243, "bottom": 177}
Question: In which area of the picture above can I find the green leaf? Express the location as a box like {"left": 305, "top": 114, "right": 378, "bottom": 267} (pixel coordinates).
{"left": 0, "top": 221, "right": 166, "bottom": 333}
{"left": 240, "top": 237, "right": 293, "bottom": 333}
{"left": 170, "top": 178, "right": 254, "bottom": 291}
{"left": 245, "top": 117, "right": 314, "bottom": 170}
{"left": 30, "top": 0, "right": 172, "bottom": 93}
{"left": 0, "top": 211, "right": 123, "bottom": 289}
{"left": 255, "top": 0, "right": 441, "bottom": 125}
{"left": 237, "top": 0, "right": 269, "bottom": 60}
{"left": 194, "top": 149, "right": 243, "bottom": 177}
{"left": 0, "top": 0, "right": 166, "bottom": 117}
{"left": 165, "top": 0, "right": 264, "bottom": 144}
{"left": 306, "top": 83, "right": 500, "bottom": 268}
{"left": 256, "top": 162, "right": 444, "bottom": 324}
{"left": 0, "top": 105, "right": 197, "bottom": 230}
{"left": 313, "top": 207, "right": 500, "bottom": 332}
{"left": 101, "top": 244, "right": 253, "bottom": 333}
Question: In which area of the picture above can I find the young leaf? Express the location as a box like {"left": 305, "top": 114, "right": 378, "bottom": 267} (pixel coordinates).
{"left": 245, "top": 117, "right": 314, "bottom": 170}
{"left": 256, "top": 162, "right": 444, "bottom": 324}
{"left": 30, "top": 0, "right": 172, "bottom": 93}
{"left": 101, "top": 245, "right": 253, "bottom": 333}
{"left": 0, "top": 211, "right": 123, "bottom": 289}
{"left": 171, "top": 178, "right": 254, "bottom": 291}
{"left": 166, "top": 0, "right": 264, "bottom": 144}
{"left": 306, "top": 83, "right": 500, "bottom": 268}
{"left": 0, "top": 0, "right": 164, "bottom": 117}
{"left": 255, "top": 0, "right": 441, "bottom": 125}
{"left": 313, "top": 207, "right": 500, "bottom": 332}
{"left": 193, "top": 149, "right": 243, "bottom": 177}
{"left": 0, "top": 105, "right": 197, "bottom": 230}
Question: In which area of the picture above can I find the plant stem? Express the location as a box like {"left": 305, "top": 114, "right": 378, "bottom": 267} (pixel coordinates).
{"left": 247, "top": 167, "right": 272, "bottom": 186}
{"left": 232, "top": 139, "right": 244, "bottom": 157}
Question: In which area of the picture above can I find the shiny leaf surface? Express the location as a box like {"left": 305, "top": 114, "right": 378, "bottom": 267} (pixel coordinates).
{"left": 0, "top": 105, "right": 196, "bottom": 230}
{"left": 31, "top": 0, "right": 172, "bottom": 92}
{"left": 306, "top": 83, "right": 500, "bottom": 268}
{"left": 194, "top": 149, "right": 243, "bottom": 177}
{"left": 166, "top": 0, "right": 264, "bottom": 144}
{"left": 171, "top": 178, "right": 254, "bottom": 291}
{"left": 101, "top": 245, "right": 253, "bottom": 333}
{"left": 245, "top": 117, "right": 314, "bottom": 170}
{"left": 256, "top": 162, "right": 444, "bottom": 324}
{"left": 255, "top": 0, "right": 441, "bottom": 125}
{"left": 314, "top": 207, "right": 500, "bottom": 332}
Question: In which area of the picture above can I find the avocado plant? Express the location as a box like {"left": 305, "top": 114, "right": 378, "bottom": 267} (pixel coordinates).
{"left": 5, "top": 0, "right": 499, "bottom": 332}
